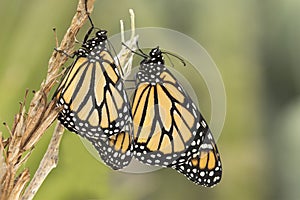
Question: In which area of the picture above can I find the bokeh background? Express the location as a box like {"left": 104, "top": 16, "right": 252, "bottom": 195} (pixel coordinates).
{"left": 1, "top": 0, "right": 300, "bottom": 199}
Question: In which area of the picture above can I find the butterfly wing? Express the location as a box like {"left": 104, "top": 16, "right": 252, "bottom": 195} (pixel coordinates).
{"left": 92, "top": 122, "right": 133, "bottom": 170}
{"left": 55, "top": 50, "right": 132, "bottom": 140}
{"left": 132, "top": 67, "right": 206, "bottom": 166}
{"left": 55, "top": 47, "right": 133, "bottom": 170}
{"left": 171, "top": 129, "right": 222, "bottom": 187}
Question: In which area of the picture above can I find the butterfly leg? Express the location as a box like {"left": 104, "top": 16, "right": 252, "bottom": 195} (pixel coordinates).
{"left": 54, "top": 48, "right": 76, "bottom": 58}
{"left": 82, "top": 0, "right": 95, "bottom": 44}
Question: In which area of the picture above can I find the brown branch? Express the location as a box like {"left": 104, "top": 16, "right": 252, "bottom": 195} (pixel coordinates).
{"left": 0, "top": 0, "right": 95, "bottom": 199}
{"left": 21, "top": 123, "right": 64, "bottom": 200}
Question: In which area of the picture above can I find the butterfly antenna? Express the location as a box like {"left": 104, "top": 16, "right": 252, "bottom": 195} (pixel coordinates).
{"left": 164, "top": 53, "right": 175, "bottom": 68}
{"left": 162, "top": 51, "right": 186, "bottom": 66}
{"left": 122, "top": 42, "right": 148, "bottom": 58}
{"left": 136, "top": 41, "right": 148, "bottom": 57}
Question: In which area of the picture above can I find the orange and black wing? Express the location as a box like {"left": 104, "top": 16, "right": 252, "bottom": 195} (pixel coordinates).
{"left": 55, "top": 50, "right": 132, "bottom": 140}
{"left": 92, "top": 123, "right": 133, "bottom": 170}
{"left": 171, "top": 130, "right": 222, "bottom": 187}
{"left": 132, "top": 67, "right": 206, "bottom": 167}
{"left": 54, "top": 44, "right": 133, "bottom": 169}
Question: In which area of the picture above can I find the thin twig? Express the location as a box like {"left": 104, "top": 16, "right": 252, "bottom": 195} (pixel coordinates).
{"left": 0, "top": 132, "right": 6, "bottom": 198}
{"left": 22, "top": 123, "right": 64, "bottom": 200}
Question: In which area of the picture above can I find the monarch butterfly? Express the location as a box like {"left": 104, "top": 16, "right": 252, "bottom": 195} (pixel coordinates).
{"left": 54, "top": 19, "right": 133, "bottom": 169}
{"left": 129, "top": 46, "right": 222, "bottom": 186}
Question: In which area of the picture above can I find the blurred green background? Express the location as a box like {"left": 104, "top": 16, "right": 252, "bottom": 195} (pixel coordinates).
{"left": 1, "top": 0, "right": 300, "bottom": 199}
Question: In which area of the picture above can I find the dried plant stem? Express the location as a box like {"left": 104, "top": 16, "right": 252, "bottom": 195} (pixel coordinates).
{"left": 0, "top": 0, "right": 95, "bottom": 199}
{"left": 21, "top": 123, "right": 64, "bottom": 200}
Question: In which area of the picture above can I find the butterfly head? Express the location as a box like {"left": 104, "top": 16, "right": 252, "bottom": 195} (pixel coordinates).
{"left": 137, "top": 47, "right": 167, "bottom": 83}
{"left": 95, "top": 30, "right": 108, "bottom": 42}
{"left": 147, "top": 46, "right": 165, "bottom": 65}
{"left": 79, "top": 29, "right": 108, "bottom": 55}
